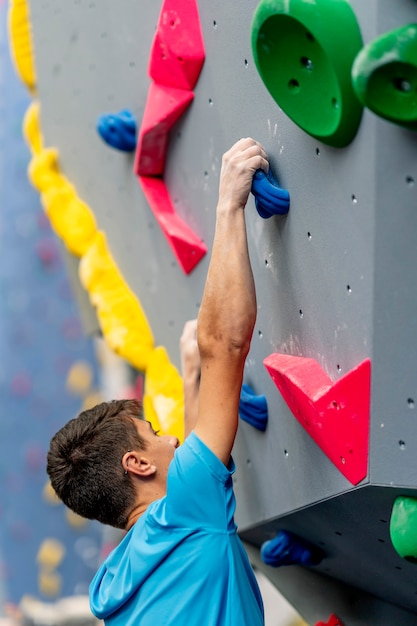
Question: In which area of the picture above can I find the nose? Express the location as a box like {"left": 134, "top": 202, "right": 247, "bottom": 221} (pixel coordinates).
{"left": 170, "top": 436, "right": 180, "bottom": 449}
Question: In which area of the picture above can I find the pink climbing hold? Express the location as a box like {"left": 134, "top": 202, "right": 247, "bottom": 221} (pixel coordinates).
{"left": 135, "top": 83, "right": 194, "bottom": 177}
{"left": 139, "top": 175, "right": 207, "bottom": 274}
{"left": 263, "top": 354, "right": 371, "bottom": 485}
{"left": 149, "top": 0, "right": 205, "bottom": 90}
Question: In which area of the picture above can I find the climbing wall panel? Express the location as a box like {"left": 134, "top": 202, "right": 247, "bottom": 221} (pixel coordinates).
{"left": 25, "top": 0, "right": 417, "bottom": 623}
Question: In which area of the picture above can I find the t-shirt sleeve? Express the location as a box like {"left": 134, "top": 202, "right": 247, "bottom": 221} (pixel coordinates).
{"left": 164, "top": 431, "right": 237, "bottom": 531}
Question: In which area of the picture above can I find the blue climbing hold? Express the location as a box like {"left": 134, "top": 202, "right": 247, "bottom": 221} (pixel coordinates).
{"left": 239, "top": 383, "right": 268, "bottom": 431}
{"left": 251, "top": 168, "right": 290, "bottom": 218}
{"left": 96, "top": 109, "right": 137, "bottom": 152}
{"left": 261, "top": 530, "right": 323, "bottom": 567}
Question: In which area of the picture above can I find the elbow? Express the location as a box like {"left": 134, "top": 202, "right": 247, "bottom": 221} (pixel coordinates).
{"left": 197, "top": 325, "right": 254, "bottom": 363}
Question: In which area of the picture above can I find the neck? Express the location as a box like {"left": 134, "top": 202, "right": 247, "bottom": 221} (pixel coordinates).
{"left": 125, "top": 482, "right": 166, "bottom": 530}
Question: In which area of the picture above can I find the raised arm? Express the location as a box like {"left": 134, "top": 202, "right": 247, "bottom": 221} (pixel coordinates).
{"left": 194, "top": 138, "right": 269, "bottom": 464}
{"left": 180, "top": 319, "right": 200, "bottom": 439}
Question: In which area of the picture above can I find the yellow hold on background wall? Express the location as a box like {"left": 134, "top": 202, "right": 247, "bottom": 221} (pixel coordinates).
{"left": 8, "top": 0, "right": 184, "bottom": 439}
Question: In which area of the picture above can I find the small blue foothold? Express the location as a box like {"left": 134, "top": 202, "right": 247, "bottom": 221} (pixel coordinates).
{"left": 239, "top": 383, "right": 268, "bottom": 431}
{"left": 260, "top": 530, "right": 323, "bottom": 568}
{"left": 96, "top": 109, "right": 137, "bottom": 152}
{"left": 251, "top": 168, "right": 290, "bottom": 218}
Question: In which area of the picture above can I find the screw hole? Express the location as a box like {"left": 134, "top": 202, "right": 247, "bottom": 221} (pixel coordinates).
{"left": 393, "top": 77, "right": 412, "bottom": 92}
{"left": 351, "top": 194, "right": 358, "bottom": 204}
{"left": 399, "top": 440, "right": 406, "bottom": 450}
{"left": 316, "top": 147, "right": 320, "bottom": 156}
{"left": 408, "top": 398, "right": 415, "bottom": 409}
{"left": 244, "top": 59, "right": 248, "bottom": 67}
{"left": 331, "top": 97, "right": 339, "bottom": 109}
{"left": 288, "top": 78, "right": 300, "bottom": 92}
{"left": 347, "top": 285, "right": 352, "bottom": 293}
{"left": 213, "top": 20, "right": 217, "bottom": 28}
{"left": 307, "top": 231, "right": 312, "bottom": 240}
{"left": 406, "top": 175, "right": 415, "bottom": 187}
{"left": 300, "top": 56, "right": 313, "bottom": 70}
{"left": 299, "top": 309, "right": 303, "bottom": 318}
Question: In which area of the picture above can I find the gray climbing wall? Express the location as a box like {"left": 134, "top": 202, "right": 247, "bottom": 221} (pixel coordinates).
{"left": 27, "top": 0, "right": 417, "bottom": 624}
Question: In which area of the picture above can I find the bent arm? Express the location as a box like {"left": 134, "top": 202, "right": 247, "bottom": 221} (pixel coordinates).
{"left": 194, "top": 138, "right": 269, "bottom": 464}
{"left": 180, "top": 319, "right": 200, "bottom": 439}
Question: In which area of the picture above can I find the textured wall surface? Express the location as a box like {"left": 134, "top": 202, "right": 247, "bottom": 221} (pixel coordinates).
{"left": 26, "top": 0, "right": 417, "bottom": 623}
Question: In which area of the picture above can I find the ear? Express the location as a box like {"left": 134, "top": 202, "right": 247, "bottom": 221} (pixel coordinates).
{"left": 122, "top": 451, "right": 156, "bottom": 478}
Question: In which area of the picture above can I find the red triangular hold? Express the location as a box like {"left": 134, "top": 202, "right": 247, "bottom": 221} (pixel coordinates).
{"left": 264, "top": 353, "right": 370, "bottom": 485}
{"left": 149, "top": 0, "right": 205, "bottom": 90}
{"left": 315, "top": 614, "right": 344, "bottom": 626}
{"left": 134, "top": 83, "right": 194, "bottom": 177}
{"left": 139, "top": 176, "right": 206, "bottom": 274}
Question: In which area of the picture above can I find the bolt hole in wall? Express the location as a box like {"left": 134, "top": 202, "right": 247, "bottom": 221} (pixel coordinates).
{"left": 408, "top": 398, "right": 415, "bottom": 408}
{"left": 406, "top": 175, "right": 415, "bottom": 187}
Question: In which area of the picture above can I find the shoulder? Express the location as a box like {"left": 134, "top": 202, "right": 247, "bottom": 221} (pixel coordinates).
{"left": 172, "top": 431, "right": 236, "bottom": 484}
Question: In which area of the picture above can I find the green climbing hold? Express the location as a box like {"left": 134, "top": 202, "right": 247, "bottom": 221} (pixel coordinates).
{"left": 251, "top": 0, "right": 363, "bottom": 147}
{"left": 390, "top": 496, "right": 417, "bottom": 563}
{"left": 352, "top": 24, "right": 417, "bottom": 130}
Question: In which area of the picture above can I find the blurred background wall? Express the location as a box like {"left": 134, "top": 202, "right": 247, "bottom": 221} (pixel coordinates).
{"left": 0, "top": 0, "right": 103, "bottom": 609}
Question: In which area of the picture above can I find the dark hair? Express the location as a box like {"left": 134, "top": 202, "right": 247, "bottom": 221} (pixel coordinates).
{"left": 46, "top": 399, "right": 147, "bottom": 529}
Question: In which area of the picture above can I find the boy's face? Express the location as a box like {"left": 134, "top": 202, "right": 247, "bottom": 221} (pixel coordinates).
{"left": 134, "top": 419, "right": 180, "bottom": 481}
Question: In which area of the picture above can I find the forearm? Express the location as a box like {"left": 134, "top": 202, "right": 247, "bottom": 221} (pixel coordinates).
{"left": 198, "top": 203, "right": 256, "bottom": 361}
{"left": 183, "top": 376, "right": 199, "bottom": 438}
{"left": 180, "top": 319, "right": 200, "bottom": 438}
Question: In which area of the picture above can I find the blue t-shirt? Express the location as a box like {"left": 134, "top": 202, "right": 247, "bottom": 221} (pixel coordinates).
{"left": 90, "top": 432, "right": 264, "bottom": 625}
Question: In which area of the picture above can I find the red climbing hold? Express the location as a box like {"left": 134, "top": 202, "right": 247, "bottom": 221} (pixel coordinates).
{"left": 134, "top": 83, "right": 194, "bottom": 177}
{"left": 315, "top": 614, "right": 345, "bottom": 626}
{"left": 263, "top": 354, "right": 370, "bottom": 485}
{"left": 139, "top": 175, "right": 206, "bottom": 274}
{"left": 149, "top": 0, "right": 205, "bottom": 90}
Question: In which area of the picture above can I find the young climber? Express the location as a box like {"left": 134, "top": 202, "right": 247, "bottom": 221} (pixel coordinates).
{"left": 46, "top": 137, "right": 269, "bottom": 626}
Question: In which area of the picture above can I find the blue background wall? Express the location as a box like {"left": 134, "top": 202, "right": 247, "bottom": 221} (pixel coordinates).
{"left": 0, "top": 1, "right": 102, "bottom": 605}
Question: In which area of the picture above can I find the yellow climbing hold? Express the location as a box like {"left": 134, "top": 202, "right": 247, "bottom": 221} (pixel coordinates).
{"left": 66, "top": 361, "right": 94, "bottom": 395}
{"left": 42, "top": 184, "right": 97, "bottom": 257}
{"left": 66, "top": 509, "right": 88, "bottom": 529}
{"left": 80, "top": 231, "right": 154, "bottom": 371}
{"left": 23, "top": 100, "right": 43, "bottom": 154}
{"left": 82, "top": 390, "right": 103, "bottom": 411}
{"left": 24, "top": 103, "right": 97, "bottom": 257}
{"left": 8, "top": 0, "right": 37, "bottom": 94}
{"left": 28, "top": 147, "right": 66, "bottom": 192}
{"left": 38, "top": 570, "right": 62, "bottom": 597}
{"left": 144, "top": 346, "right": 184, "bottom": 443}
{"left": 42, "top": 481, "right": 61, "bottom": 506}
{"left": 37, "top": 538, "right": 65, "bottom": 569}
